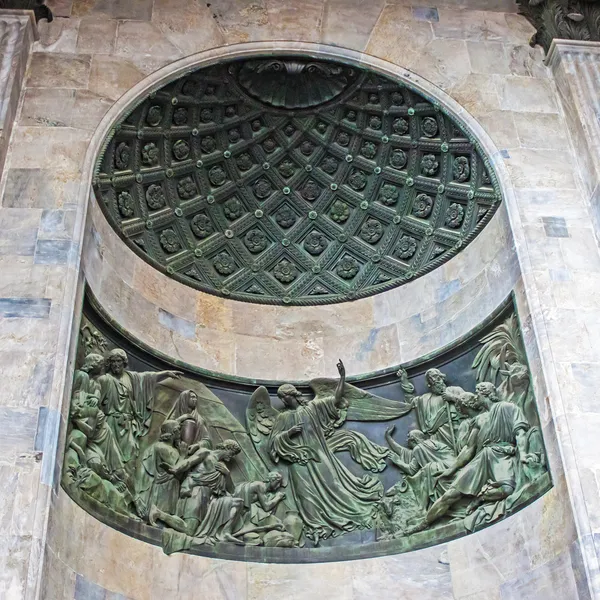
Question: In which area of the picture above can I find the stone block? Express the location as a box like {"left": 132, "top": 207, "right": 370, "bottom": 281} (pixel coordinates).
{"left": 417, "top": 38, "right": 472, "bottom": 91}
{"left": 9, "top": 127, "right": 90, "bottom": 171}
{"left": 0, "top": 208, "right": 40, "bottom": 256}
{"left": 504, "top": 149, "right": 577, "bottom": 189}
{"left": 351, "top": 549, "right": 452, "bottom": 600}
{"left": 499, "top": 550, "right": 579, "bottom": 599}
{"left": 321, "top": 0, "right": 385, "bottom": 51}
{"left": 366, "top": 5, "right": 434, "bottom": 68}
{"left": 39, "top": 209, "right": 76, "bottom": 240}
{"left": 36, "top": 17, "right": 80, "bottom": 53}
{"left": 151, "top": 0, "right": 224, "bottom": 56}
{"left": 0, "top": 297, "right": 51, "bottom": 318}
{"left": 178, "top": 554, "right": 247, "bottom": 600}
{"left": 75, "top": 573, "right": 109, "bottom": 600}
{"left": 513, "top": 112, "right": 568, "bottom": 149}
{"left": 413, "top": 6, "right": 439, "bottom": 21}
{"left": 114, "top": 21, "right": 183, "bottom": 62}
{"left": 34, "top": 239, "right": 74, "bottom": 265}
{"left": 248, "top": 562, "right": 353, "bottom": 600}
{"left": 559, "top": 228, "right": 600, "bottom": 273}
{"left": 76, "top": 17, "right": 118, "bottom": 54}
{"left": 505, "top": 44, "right": 548, "bottom": 78}
{"left": 542, "top": 216, "right": 569, "bottom": 238}
{"left": 132, "top": 260, "right": 195, "bottom": 320}
{"left": 0, "top": 407, "right": 38, "bottom": 457}
{"left": 205, "top": 0, "right": 269, "bottom": 43}
{"left": 27, "top": 52, "right": 91, "bottom": 89}
{"left": 2, "top": 168, "right": 80, "bottom": 209}
{"left": 0, "top": 259, "right": 48, "bottom": 297}
{"left": 19, "top": 88, "right": 75, "bottom": 127}
{"left": 72, "top": 0, "right": 154, "bottom": 20}
{"left": 448, "top": 73, "right": 502, "bottom": 114}
{"left": 157, "top": 308, "right": 195, "bottom": 340}
{"left": 264, "top": 0, "right": 325, "bottom": 43}
{"left": 0, "top": 349, "right": 54, "bottom": 407}
{"left": 467, "top": 41, "right": 511, "bottom": 74}
{"left": 0, "top": 534, "right": 31, "bottom": 600}
{"left": 432, "top": 8, "right": 511, "bottom": 41}
{"left": 514, "top": 189, "right": 589, "bottom": 226}
{"left": 195, "top": 293, "right": 233, "bottom": 334}
{"left": 47, "top": 0, "right": 74, "bottom": 17}
{"left": 41, "top": 544, "right": 78, "bottom": 600}
{"left": 71, "top": 89, "right": 113, "bottom": 131}
{"left": 496, "top": 76, "right": 558, "bottom": 113}
{"left": 474, "top": 109, "right": 520, "bottom": 149}
{"left": 88, "top": 55, "right": 145, "bottom": 102}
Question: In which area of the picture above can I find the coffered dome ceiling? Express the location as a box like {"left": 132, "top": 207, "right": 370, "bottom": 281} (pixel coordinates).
{"left": 93, "top": 55, "right": 502, "bottom": 306}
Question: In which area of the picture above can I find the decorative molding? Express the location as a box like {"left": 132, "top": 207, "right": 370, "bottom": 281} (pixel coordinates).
{"left": 93, "top": 55, "right": 502, "bottom": 306}
{"left": 517, "top": 0, "right": 600, "bottom": 53}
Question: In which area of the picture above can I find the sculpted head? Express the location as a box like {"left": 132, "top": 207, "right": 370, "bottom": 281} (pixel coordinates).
{"left": 107, "top": 348, "right": 128, "bottom": 376}
{"left": 81, "top": 353, "right": 104, "bottom": 376}
{"left": 425, "top": 368, "right": 446, "bottom": 395}
{"left": 475, "top": 382, "right": 499, "bottom": 404}
{"left": 407, "top": 429, "right": 426, "bottom": 449}
{"left": 179, "top": 389, "right": 198, "bottom": 411}
{"left": 277, "top": 384, "right": 305, "bottom": 409}
{"left": 216, "top": 439, "right": 242, "bottom": 462}
{"left": 265, "top": 471, "right": 283, "bottom": 491}
{"left": 456, "top": 391, "right": 486, "bottom": 416}
{"left": 505, "top": 362, "right": 529, "bottom": 388}
{"left": 160, "top": 419, "right": 181, "bottom": 444}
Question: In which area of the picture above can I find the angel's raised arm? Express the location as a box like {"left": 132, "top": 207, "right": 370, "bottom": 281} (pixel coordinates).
{"left": 335, "top": 359, "right": 347, "bottom": 408}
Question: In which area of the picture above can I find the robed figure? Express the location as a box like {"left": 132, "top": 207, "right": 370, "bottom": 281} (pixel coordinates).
{"left": 247, "top": 360, "right": 412, "bottom": 543}
{"left": 99, "top": 348, "right": 181, "bottom": 463}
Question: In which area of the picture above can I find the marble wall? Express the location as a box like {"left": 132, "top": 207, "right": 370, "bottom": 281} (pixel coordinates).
{"left": 0, "top": 1, "right": 597, "bottom": 598}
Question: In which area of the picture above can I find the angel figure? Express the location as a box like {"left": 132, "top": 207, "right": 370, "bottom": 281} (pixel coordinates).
{"left": 246, "top": 359, "right": 413, "bottom": 544}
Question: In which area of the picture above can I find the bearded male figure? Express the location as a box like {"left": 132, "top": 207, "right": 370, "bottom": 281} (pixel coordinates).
{"left": 407, "top": 382, "right": 534, "bottom": 533}
{"left": 397, "top": 368, "right": 462, "bottom": 453}
{"left": 386, "top": 426, "right": 455, "bottom": 512}
{"left": 99, "top": 348, "right": 182, "bottom": 463}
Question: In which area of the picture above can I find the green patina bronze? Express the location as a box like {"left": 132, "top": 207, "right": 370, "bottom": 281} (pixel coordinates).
{"left": 93, "top": 55, "right": 502, "bottom": 306}
{"left": 517, "top": 0, "right": 600, "bottom": 52}
{"left": 62, "top": 293, "right": 551, "bottom": 561}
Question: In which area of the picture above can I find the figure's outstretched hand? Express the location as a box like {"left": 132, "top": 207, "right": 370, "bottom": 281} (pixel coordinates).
{"left": 166, "top": 370, "right": 183, "bottom": 379}
{"left": 385, "top": 424, "right": 396, "bottom": 437}
{"left": 337, "top": 359, "right": 346, "bottom": 378}
{"left": 396, "top": 367, "right": 409, "bottom": 381}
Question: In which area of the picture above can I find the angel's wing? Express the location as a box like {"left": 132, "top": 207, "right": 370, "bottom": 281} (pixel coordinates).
{"left": 246, "top": 385, "right": 280, "bottom": 444}
{"left": 309, "top": 378, "right": 413, "bottom": 422}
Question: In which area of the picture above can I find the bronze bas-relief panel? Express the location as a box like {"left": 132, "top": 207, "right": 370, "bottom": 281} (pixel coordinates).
{"left": 61, "top": 293, "right": 551, "bottom": 562}
{"left": 93, "top": 55, "right": 502, "bottom": 306}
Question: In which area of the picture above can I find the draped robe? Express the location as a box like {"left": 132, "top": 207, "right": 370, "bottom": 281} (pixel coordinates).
{"left": 413, "top": 392, "right": 458, "bottom": 451}
{"left": 268, "top": 397, "right": 383, "bottom": 540}
{"left": 453, "top": 401, "right": 529, "bottom": 497}
{"left": 99, "top": 370, "right": 160, "bottom": 463}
